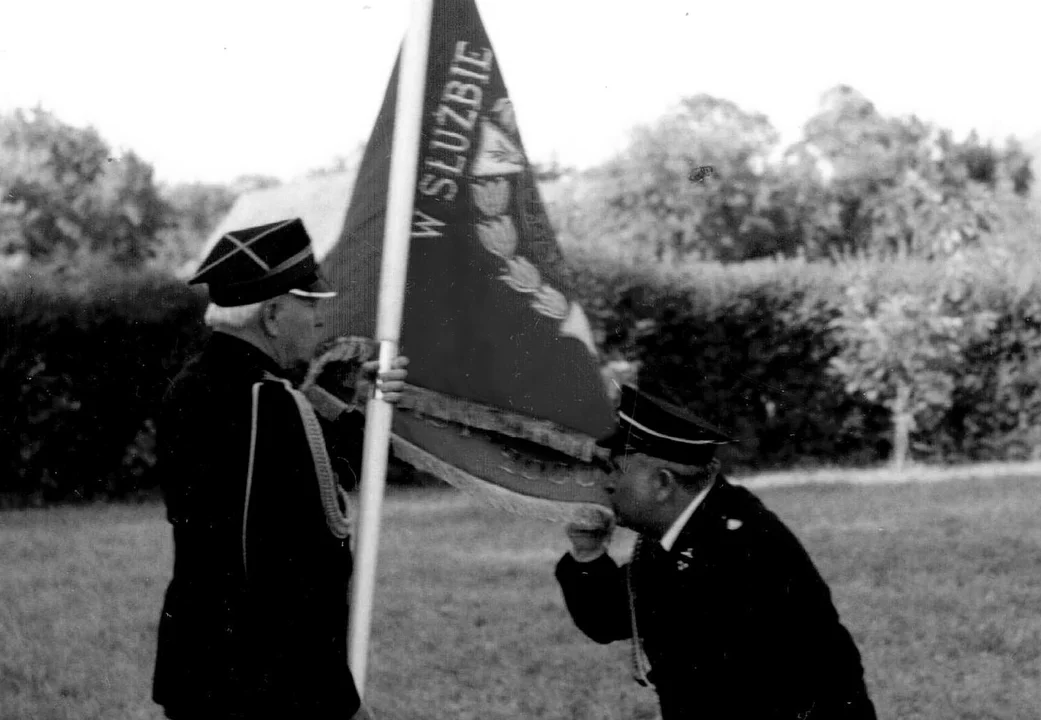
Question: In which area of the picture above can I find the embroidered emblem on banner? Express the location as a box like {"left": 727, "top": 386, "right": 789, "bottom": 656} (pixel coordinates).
{"left": 492, "top": 97, "right": 517, "bottom": 134}
{"left": 468, "top": 99, "right": 597, "bottom": 355}
{"left": 472, "top": 120, "right": 525, "bottom": 176}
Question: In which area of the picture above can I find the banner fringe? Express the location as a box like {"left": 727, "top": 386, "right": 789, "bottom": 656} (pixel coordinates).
{"left": 302, "top": 383, "right": 613, "bottom": 528}
{"left": 399, "top": 385, "right": 601, "bottom": 461}
{"left": 304, "top": 380, "right": 607, "bottom": 464}
{"left": 390, "top": 434, "right": 613, "bottom": 527}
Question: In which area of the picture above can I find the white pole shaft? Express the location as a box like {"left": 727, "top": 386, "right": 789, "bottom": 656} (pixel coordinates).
{"left": 348, "top": 0, "right": 433, "bottom": 701}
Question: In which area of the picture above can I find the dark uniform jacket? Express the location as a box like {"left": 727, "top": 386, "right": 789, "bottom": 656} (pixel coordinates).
{"left": 153, "top": 333, "right": 364, "bottom": 718}
{"left": 556, "top": 477, "right": 876, "bottom": 720}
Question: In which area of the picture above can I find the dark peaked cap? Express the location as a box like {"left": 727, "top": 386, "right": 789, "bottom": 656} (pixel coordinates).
{"left": 189, "top": 218, "right": 336, "bottom": 307}
{"left": 598, "top": 385, "right": 736, "bottom": 466}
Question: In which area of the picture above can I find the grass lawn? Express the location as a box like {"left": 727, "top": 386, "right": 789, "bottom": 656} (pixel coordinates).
{"left": 2, "top": 475, "right": 1040, "bottom": 719}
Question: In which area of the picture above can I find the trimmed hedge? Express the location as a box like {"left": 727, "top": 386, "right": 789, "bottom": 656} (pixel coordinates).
{"left": 0, "top": 267, "right": 209, "bottom": 505}
{"left": 2, "top": 249, "right": 1039, "bottom": 505}
{"left": 564, "top": 248, "right": 1041, "bottom": 470}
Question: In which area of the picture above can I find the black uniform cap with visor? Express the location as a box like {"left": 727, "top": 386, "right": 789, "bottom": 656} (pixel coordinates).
{"left": 189, "top": 218, "right": 336, "bottom": 307}
{"left": 596, "top": 385, "right": 736, "bottom": 469}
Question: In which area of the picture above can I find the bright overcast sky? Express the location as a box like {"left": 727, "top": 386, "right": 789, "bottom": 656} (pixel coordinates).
{"left": 2, "top": 0, "right": 1038, "bottom": 185}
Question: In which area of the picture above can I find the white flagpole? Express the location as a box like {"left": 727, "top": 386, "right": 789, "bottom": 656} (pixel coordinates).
{"left": 348, "top": 0, "right": 434, "bottom": 700}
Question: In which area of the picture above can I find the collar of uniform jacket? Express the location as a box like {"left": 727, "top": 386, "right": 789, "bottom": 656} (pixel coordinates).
{"left": 660, "top": 480, "right": 714, "bottom": 551}
{"left": 666, "top": 477, "right": 750, "bottom": 562}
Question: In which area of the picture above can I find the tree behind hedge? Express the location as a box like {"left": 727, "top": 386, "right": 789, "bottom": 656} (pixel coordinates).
{"left": 828, "top": 258, "right": 999, "bottom": 469}
{"left": 549, "top": 85, "right": 1035, "bottom": 267}
{"left": 0, "top": 108, "right": 168, "bottom": 266}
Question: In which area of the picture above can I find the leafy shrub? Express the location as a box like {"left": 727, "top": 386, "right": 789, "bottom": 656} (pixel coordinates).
{"left": 2, "top": 244, "right": 1038, "bottom": 506}
{"left": 564, "top": 249, "right": 1041, "bottom": 470}
{"left": 0, "top": 264, "right": 208, "bottom": 505}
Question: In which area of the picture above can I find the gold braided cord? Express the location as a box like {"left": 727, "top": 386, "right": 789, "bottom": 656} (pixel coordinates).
{"left": 624, "top": 468, "right": 721, "bottom": 689}
{"left": 260, "top": 375, "right": 351, "bottom": 540}
{"left": 284, "top": 385, "right": 352, "bottom": 540}
{"left": 627, "top": 538, "right": 653, "bottom": 688}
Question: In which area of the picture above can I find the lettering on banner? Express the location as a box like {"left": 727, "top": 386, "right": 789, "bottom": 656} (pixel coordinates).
{"left": 416, "top": 40, "right": 494, "bottom": 228}
{"left": 435, "top": 104, "right": 477, "bottom": 133}
{"left": 411, "top": 209, "right": 446, "bottom": 239}
{"left": 443, "top": 81, "right": 483, "bottom": 108}
{"left": 419, "top": 175, "right": 458, "bottom": 201}
{"left": 450, "top": 41, "right": 493, "bottom": 82}
{"left": 431, "top": 128, "right": 471, "bottom": 154}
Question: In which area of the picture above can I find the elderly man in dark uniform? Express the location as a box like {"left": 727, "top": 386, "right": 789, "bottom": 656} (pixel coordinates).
{"left": 556, "top": 386, "right": 877, "bottom": 719}
{"left": 152, "top": 218, "right": 407, "bottom": 720}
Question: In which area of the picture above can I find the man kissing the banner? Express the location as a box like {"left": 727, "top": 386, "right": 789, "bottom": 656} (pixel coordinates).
{"left": 556, "top": 385, "right": 877, "bottom": 720}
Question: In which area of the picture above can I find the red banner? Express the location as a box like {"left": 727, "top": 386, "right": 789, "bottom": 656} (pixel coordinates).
{"left": 315, "top": 0, "right": 617, "bottom": 522}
